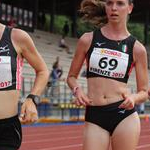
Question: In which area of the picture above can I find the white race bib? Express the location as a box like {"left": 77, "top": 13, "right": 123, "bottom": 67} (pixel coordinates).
{"left": 0, "top": 56, "right": 12, "bottom": 88}
{"left": 89, "top": 48, "right": 129, "bottom": 78}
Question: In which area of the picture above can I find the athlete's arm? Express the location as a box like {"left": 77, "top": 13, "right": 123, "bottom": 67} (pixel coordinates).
{"left": 67, "top": 32, "right": 93, "bottom": 106}
{"left": 12, "top": 29, "right": 49, "bottom": 123}
{"left": 13, "top": 29, "right": 49, "bottom": 94}
{"left": 133, "top": 41, "right": 148, "bottom": 103}
{"left": 119, "top": 41, "right": 148, "bottom": 110}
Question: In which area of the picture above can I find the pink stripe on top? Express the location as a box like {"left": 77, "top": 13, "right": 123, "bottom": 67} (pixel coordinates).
{"left": 16, "top": 56, "right": 23, "bottom": 90}
{"left": 128, "top": 62, "right": 135, "bottom": 76}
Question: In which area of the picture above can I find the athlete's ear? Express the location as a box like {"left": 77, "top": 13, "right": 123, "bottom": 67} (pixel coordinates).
{"left": 148, "top": 89, "right": 150, "bottom": 100}
{"left": 128, "top": 3, "right": 133, "bottom": 14}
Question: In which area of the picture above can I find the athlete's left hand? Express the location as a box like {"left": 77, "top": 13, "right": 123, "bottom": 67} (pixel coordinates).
{"left": 19, "top": 99, "right": 38, "bottom": 124}
{"left": 118, "top": 93, "right": 135, "bottom": 110}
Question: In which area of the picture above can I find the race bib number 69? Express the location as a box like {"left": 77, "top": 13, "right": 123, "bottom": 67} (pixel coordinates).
{"left": 89, "top": 48, "right": 129, "bottom": 78}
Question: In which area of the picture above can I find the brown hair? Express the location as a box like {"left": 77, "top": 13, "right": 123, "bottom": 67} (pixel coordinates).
{"left": 128, "top": 0, "right": 134, "bottom": 4}
{"left": 79, "top": 0, "right": 107, "bottom": 27}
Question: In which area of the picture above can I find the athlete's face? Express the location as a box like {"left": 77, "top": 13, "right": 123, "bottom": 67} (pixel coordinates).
{"left": 105, "top": 0, "right": 133, "bottom": 23}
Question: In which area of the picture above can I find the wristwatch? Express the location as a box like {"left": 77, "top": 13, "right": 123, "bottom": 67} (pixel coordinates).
{"left": 26, "top": 94, "right": 40, "bottom": 106}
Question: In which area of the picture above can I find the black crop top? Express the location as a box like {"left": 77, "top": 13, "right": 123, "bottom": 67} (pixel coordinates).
{"left": 0, "top": 26, "right": 23, "bottom": 90}
{"left": 86, "top": 29, "right": 136, "bottom": 83}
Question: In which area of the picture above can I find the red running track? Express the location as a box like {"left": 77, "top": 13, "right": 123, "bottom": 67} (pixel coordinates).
{"left": 19, "top": 121, "right": 150, "bottom": 150}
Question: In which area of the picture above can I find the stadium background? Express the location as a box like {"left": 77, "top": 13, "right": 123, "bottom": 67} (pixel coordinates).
{"left": 0, "top": 1, "right": 150, "bottom": 150}
{"left": 0, "top": 0, "right": 150, "bottom": 122}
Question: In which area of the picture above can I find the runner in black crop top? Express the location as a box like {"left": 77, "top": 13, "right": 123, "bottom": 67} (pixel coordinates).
{"left": 0, "top": 23, "right": 49, "bottom": 150}
{"left": 86, "top": 29, "right": 136, "bottom": 83}
{"left": 0, "top": 26, "right": 23, "bottom": 90}
{"left": 67, "top": 1, "right": 148, "bottom": 150}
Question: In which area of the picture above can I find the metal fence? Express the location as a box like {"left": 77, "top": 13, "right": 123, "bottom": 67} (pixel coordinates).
{"left": 19, "top": 77, "right": 87, "bottom": 122}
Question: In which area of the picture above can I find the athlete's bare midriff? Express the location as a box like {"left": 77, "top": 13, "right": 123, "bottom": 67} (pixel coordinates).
{"left": 0, "top": 90, "right": 20, "bottom": 119}
{"left": 87, "top": 77, "right": 131, "bottom": 106}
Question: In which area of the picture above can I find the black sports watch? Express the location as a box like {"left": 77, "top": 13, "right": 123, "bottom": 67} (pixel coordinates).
{"left": 26, "top": 94, "right": 40, "bottom": 106}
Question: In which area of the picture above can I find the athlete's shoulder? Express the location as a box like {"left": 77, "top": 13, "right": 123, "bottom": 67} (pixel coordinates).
{"left": 11, "top": 28, "right": 31, "bottom": 41}
{"left": 134, "top": 40, "right": 146, "bottom": 54}
{"left": 11, "top": 28, "right": 35, "bottom": 54}
{"left": 133, "top": 40, "right": 147, "bottom": 60}
{"left": 11, "top": 28, "right": 34, "bottom": 48}
{"left": 79, "top": 31, "right": 93, "bottom": 45}
{"left": 77, "top": 32, "right": 93, "bottom": 51}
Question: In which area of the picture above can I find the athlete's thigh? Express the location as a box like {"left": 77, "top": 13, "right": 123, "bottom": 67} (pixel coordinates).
{"left": 111, "top": 112, "right": 140, "bottom": 150}
{"left": 83, "top": 122, "right": 110, "bottom": 150}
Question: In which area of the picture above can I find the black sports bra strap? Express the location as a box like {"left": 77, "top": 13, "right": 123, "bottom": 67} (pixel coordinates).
{"left": 1, "top": 26, "right": 12, "bottom": 42}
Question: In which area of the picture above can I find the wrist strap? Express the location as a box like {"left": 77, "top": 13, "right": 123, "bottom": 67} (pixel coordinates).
{"left": 72, "top": 86, "right": 80, "bottom": 96}
{"left": 26, "top": 94, "right": 39, "bottom": 106}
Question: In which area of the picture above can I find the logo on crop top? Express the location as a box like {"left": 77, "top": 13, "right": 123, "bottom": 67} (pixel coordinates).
{"left": 122, "top": 44, "right": 128, "bottom": 53}
{"left": 101, "top": 49, "right": 122, "bottom": 57}
{"left": 0, "top": 45, "right": 10, "bottom": 53}
{"left": 95, "top": 42, "right": 106, "bottom": 47}
{"left": 118, "top": 109, "right": 126, "bottom": 114}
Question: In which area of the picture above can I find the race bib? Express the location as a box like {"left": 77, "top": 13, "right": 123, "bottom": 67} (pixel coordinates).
{"left": 89, "top": 48, "right": 129, "bottom": 78}
{"left": 0, "top": 56, "right": 12, "bottom": 89}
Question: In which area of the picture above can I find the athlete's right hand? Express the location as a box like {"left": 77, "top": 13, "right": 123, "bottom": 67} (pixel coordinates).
{"left": 119, "top": 93, "right": 135, "bottom": 110}
{"left": 73, "top": 87, "right": 92, "bottom": 106}
{"left": 19, "top": 99, "right": 38, "bottom": 124}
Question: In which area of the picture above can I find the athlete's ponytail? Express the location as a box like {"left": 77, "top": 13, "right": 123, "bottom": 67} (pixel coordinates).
{"left": 79, "top": 0, "right": 107, "bottom": 27}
